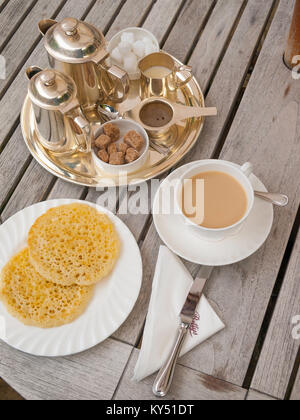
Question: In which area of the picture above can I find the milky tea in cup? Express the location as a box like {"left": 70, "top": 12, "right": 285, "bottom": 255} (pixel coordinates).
{"left": 181, "top": 171, "right": 248, "bottom": 229}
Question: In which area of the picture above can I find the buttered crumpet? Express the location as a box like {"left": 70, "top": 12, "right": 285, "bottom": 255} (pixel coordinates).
{"left": 28, "top": 204, "right": 120, "bottom": 286}
{"left": 0, "top": 249, "right": 93, "bottom": 328}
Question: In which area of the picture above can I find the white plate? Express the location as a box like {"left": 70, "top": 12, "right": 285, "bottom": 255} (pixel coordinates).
{"left": 153, "top": 161, "right": 274, "bottom": 266}
{"left": 0, "top": 199, "right": 142, "bottom": 357}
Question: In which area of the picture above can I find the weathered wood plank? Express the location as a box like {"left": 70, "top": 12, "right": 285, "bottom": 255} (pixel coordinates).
{"left": 189, "top": 0, "right": 245, "bottom": 92}
{"left": 0, "top": 0, "right": 36, "bottom": 50}
{"left": 1, "top": 159, "right": 54, "bottom": 221}
{"left": 115, "top": 349, "right": 247, "bottom": 400}
{"left": 143, "top": 0, "right": 183, "bottom": 45}
{"left": 0, "top": 0, "right": 124, "bottom": 210}
{"left": 0, "top": 0, "right": 64, "bottom": 95}
{"left": 0, "top": 0, "right": 95, "bottom": 151}
{"left": 179, "top": 0, "right": 300, "bottom": 386}
{"left": 0, "top": 0, "right": 152, "bottom": 209}
{"left": 182, "top": 0, "right": 275, "bottom": 164}
{"left": 82, "top": 0, "right": 124, "bottom": 34}
{"left": 0, "top": 339, "right": 132, "bottom": 400}
{"left": 0, "top": 0, "right": 8, "bottom": 10}
{"left": 116, "top": 0, "right": 271, "bottom": 241}
{"left": 1, "top": 0, "right": 194, "bottom": 211}
{"left": 0, "top": 0, "right": 8, "bottom": 8}
{"left": 47, "top": 0, "right": 188, "bottom": 203}
{"left": 106, "top": 0, "right": 154, "bottom": 39}
{"left": 0, "top": 126, "right": 30, "bottom": 210}
{"left": 251, "top": 230, "right": 300, "bottom": 399}
{"left": 0, "top": 0, "right": 118, "bottom": 212}
{"left": 246, "top": 390, "right": 278, "bottom": 401}
{"left": 108, "top": 0, "right": 276, "bottom": 346}
{"left": 47, "top": 179, "right": 86, "bottom": 201}
{"left": 163, "top": 0, "right": 214, "bottom": 63}
{"left": 114, "top": 222, "right": 158, "bottom": 344}
{"left": 290, "top": 367, "right": 300, "bottom": 400}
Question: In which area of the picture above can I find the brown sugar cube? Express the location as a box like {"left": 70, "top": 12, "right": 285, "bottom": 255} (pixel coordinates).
{"left": 118, "top": 142, "right": 129, "bottom": 154}
{"left": 98, "top": 149, "right": 109, "bottom": 163}
{"left": 95, "top": 134, "right": 111, "bottom": 150}
{"left": 109, "top": 151, "right": 125, "bottom": 165}
{"left": 124, "top": 130, "right": 145, "bottom": 151}
{"left": 125, "top": 148, "right": 140, "bottom": 163}
{"left": 108, "top": 143, "right": 118, "bottom": 155}
{"left": 104, "top": 123, "right": 120, "bottom": 142}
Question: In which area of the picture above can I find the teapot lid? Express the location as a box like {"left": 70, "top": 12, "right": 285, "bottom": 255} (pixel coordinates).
{"left": 43, "top": 18, "right": 107, "bottom": 64}
{"left": 28, "top": 68, "right": 77, "bottom": 111}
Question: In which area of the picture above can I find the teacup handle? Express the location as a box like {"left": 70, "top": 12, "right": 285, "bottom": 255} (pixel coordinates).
{"left": 175, "top": 64, "right": 193, "bottom": 88}
{"left": 241, "top": 162, "right": 253, "bottom": 178}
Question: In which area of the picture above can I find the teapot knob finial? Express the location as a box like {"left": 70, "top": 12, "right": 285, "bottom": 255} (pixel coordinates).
{"left": 40, "top": 70, "right": 56, "bottom": 87}
{"left": 61, "top": 18, "right": 79, "bottom": 36}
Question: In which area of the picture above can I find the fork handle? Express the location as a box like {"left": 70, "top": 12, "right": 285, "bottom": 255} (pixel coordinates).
{"left": 153, "top": 323, "right": 189, "bottom": 397}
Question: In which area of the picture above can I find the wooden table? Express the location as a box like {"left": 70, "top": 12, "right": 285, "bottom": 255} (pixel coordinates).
{"left": 0, "top": 0, "right": 299, "bottom": 401}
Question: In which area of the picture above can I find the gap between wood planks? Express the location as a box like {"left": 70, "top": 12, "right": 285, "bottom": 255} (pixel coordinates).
{"left": 136, "top": 0, "right": 279, "bottom": 252}
{"left": 0, "top": 0, "right": 10, "bottom": 15}
{"left": 158, "top": 0, "right": 187, "bottom": 48}
{"left": 0, "top": 0, "right": 69, "bottom": 156}
{"left": 121, "top": 0, "right": 299, "bottom": 397}
{"left": 0, "top": 0, "right": 172, "bottom": 401}
{"left": 0, "top": 0, "right": 99, "bottom": 109}
{"left": 75, "top": 0, "right": 220, "bottom": 217}
{"left": 285, "top": 346, "right": 300, "bottom": 400}
{"left": 243, "top": 206, "right": 300, "bottom": 394}
{"left": 0, "top": 0, "right": 68, "bottom": 103}
{"left": 0, "top": 0, "right": 39, "bottom": 53}
{"left": 211, "top": 0, "right": 280, "bottom": 159}
{"left": 203, "top": 0, "right": 248, "bottom": 98}
{"left": 0, "top": 0, "right": 97, "bottom": 210}
{"left": 0, "top": 0, "right": 292, "bottom": 399}
{"left": 57, "top": 0, "right": 156, "bottom": 202}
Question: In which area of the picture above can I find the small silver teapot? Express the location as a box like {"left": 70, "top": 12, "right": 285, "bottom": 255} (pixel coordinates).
{"left": 26, "top": 66, "right": 93, "bottom": 155}
{"left": 38, "top": 18, "right": 130, "bottom": 120}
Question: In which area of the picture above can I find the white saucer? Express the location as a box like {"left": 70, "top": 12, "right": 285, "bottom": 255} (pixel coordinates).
{"left": 153, "top": 161, "right": 274, "bottom": 266}
{"left": 0, "top": 199, "right": 142, "bottom": 357}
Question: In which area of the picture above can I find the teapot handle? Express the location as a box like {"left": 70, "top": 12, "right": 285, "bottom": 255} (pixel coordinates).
{"left": 38, "top": 19, "right": 57, "bottom": 36}
{"left": 99, "top": 63, "right": 130, "bottom": 103}
{"left": 69, "top": 108, "right": 93, "bottom": 153}
{"left": 26, "top": 66, "right": 43, "bottom": 80}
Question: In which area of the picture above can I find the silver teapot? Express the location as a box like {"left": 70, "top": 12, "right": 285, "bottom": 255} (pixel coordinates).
{"left": 38, "top": 18, "right": 130, "bottom": 121}
{"left": 26, "top": 66, "right": 93, "bottom": 155}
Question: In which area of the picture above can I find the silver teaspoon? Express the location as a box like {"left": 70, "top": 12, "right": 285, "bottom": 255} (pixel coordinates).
{"left": 254, "top": 191, "right": 289, "bottom": 207}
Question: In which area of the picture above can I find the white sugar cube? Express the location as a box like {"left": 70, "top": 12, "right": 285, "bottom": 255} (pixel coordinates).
{"left": 121, "top": 32, "right": 135, "bottom": 44}
{"left": 144, "top": 41, "right": 157, "bottom": 56}
{"left": 133, "top": 40, "right": 145, "bottom": 58}
{"left": 123, "top": 53, "right": 138, "bottom": 73}
{"left": 118, "top": 40, "right": 132, "bottom": 55}
{"left": 111, "top": 47, "right": 122, "bottom": 64}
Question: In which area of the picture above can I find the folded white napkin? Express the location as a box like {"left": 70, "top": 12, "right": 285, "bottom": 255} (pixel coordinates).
{"left": 133, "top": 246, "right": 225, "bottom": 382}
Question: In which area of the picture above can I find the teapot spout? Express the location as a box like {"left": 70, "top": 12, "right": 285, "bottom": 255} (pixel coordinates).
{"left": 38, "top": 19, "right": 57, "bottom": 36}
{"left": 26, "top": 66, "right": 43, "bottom": 80}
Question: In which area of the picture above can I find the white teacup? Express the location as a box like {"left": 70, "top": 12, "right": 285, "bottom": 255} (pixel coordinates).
{"left": 175, "top": 160, "right": 254, "bottom": 241}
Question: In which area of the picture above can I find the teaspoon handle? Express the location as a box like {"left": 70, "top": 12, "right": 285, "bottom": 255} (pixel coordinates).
{"left": 254, "top": 191, "right": 289, "bottom": 207}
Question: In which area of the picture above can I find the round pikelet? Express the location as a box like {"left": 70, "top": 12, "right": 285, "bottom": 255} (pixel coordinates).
{"left": 28, "top": 203, "right": 120, "bottom": 286}
{"left": 0, "top": 248, "right": 93, "bottom": 328}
